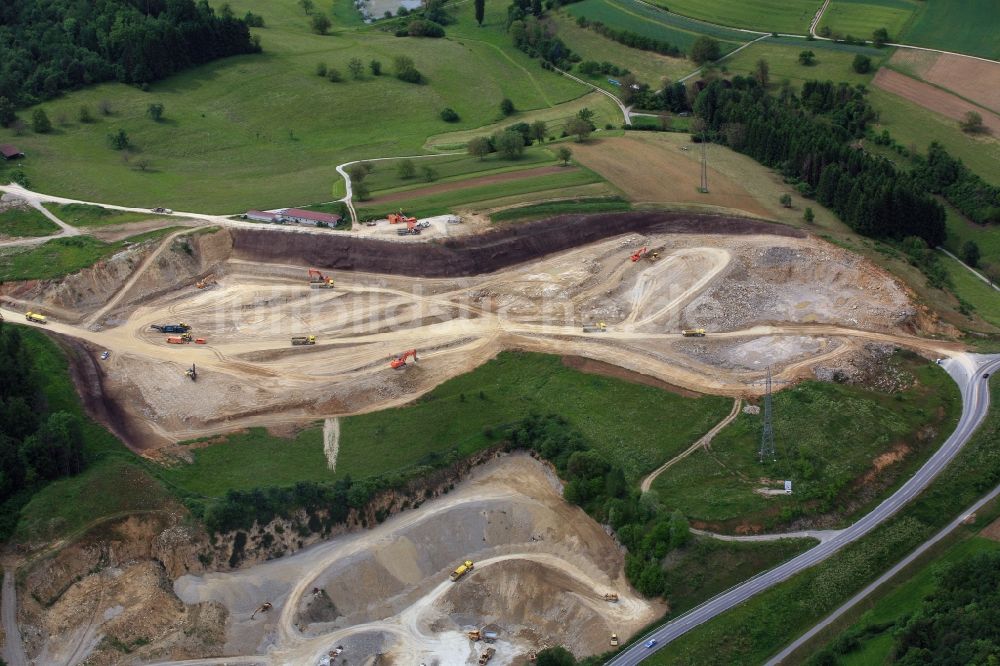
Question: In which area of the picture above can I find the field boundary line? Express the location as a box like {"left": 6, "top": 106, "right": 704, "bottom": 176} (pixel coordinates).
{"left": 938, "top": 247, "right": 1000, "bottom": 293}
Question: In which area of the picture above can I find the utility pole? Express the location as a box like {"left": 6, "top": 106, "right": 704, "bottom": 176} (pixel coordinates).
{"left": 698, "top": 136, "right": 709, "bottom": 193}
{"left": 759, "top": 365, "right": 776, "bottom": 462}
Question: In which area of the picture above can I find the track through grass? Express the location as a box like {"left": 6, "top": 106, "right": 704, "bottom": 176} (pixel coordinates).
{"left": 0, "top": 206, "right": 60, "bottom": 237}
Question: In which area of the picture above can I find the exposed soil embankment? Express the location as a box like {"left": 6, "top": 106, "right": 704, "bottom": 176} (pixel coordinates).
{"left": 231, "top": 211, "right": 803, "bottom": 277}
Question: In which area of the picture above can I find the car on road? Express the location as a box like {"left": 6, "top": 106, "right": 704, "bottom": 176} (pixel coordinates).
{"left": 151, "top": 207, "right": 173, "bottom": 214}
{"left": 101, "top": 351, "right": 110, "bottom": 360}
{"left": 986, "top": 373, "right": 991, "bottom": 379}
{"left": 644, "top": 639, "right": 658, "bottom": 648}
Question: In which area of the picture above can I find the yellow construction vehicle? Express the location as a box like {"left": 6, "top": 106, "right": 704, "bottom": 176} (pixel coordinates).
{"left": 25, "top": 311, "right": 47, "bottom": 324}
{"left": 610, "top": 633, "right": 620, "bottom": 647}
{"left": 450, "top": 560, "right": 474, "bottom": 581}
{"left": 682, "top": 328, "right": 706, "bottom": 337}
{"left": 185, "top": 364, "right": 197, "bottom": 381}
{"left": 250, "top": 601, "right": 272, "bottom": 620}
{"left": 196, "top": 273, "right": 216, "bottom": 289}
{"left": 467, "top": 629, "right": 481, "bottom": 641}
{"left": 602, "top": 592, "right": 619, "bottom": 602}
{"left": 291, "top": 335, "right": 317, "bottom": 346}
{"left": 583, "top": 322, "right": 607, "bottom": 333}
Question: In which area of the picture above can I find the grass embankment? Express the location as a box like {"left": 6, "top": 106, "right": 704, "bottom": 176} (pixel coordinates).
{"left": 0, "top": 227, "right": 176, "bottom": 281}
{"left": 0, "top": 207, "right": 60, "bottom": 237}
{"left": 162, "top": 352, "right": 732, "bottom": 497}
{"left": 0, "top": 0, "right": 589, "bottom": 212}
{"left": 649, "top": 0, "right": 817, "bottom": 34}
{"left": 810, "top": 530, "right": 1000, "bottom": 665}
{"left": 489, "top": 196, "right": 631, "bottom": 223}
{"left": 899, "top": 0, "right": 1000, "bottom": 60}
{"left": 818, "top": 0, "right": 919, "bottom": 41}
{"left": 42, "top": 203, "right": 170, "bottom": 227}
{"left": 641, "top": 375, "right": 1000, "bottom": 665}
{"left": 939, "top": 255, "right": 1000, "bottom": 328}
{"left": 563, "top": 0, "right": 749, "bottom": 56}
{"left": 356, "top": 166, "right": 610, "bottom": 218}
{"left": 12, "top": 330, "right": 175, "bottom": 543}
{"left": 652, "top": 352, "right": 961, "bottom": 530}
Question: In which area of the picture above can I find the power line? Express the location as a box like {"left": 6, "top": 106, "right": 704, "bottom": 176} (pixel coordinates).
{"left": 759, "top": 365, "right": 776, "bottom": 462}
{"left": 698, "top": 138, "right": 709, "bottom": 193}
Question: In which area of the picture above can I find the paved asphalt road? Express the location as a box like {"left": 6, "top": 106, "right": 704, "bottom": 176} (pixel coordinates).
{"left": 2, "top": 570, "right": 27, "bottom": 666}
{"left": 608, "top": 353, "right": 1000, "bottom": 665}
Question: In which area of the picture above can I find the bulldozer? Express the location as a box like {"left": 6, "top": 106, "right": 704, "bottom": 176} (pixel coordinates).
{"left": 602, "top": 592, "right": 619, "bottom": 602}
{"left": 308, "top": 269, "right": 335, "bottom": 289}
{"left": 185, "top": 363, "right": 197, "bottom": 381}
{"left": 682, "top": 328, "right": 706, "bottom": 337}
{"left": 292, "top": 335, "right": 317, "bottom": 346}
{"left": 250, "top": 601, "right": 272, "bottom": 620}
{"left": 583, "top": 322, "right": 607, "bottom": 333}
{"left": 390, "top": 349, "right": 418, "bottom": 369}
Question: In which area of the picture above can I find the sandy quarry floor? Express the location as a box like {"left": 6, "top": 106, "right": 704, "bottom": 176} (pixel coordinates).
{"left": 0, "top": 228, "right": 957, "bottom": 447}
{"left": 168, "top": 454, "right": 661, "bottom": 665}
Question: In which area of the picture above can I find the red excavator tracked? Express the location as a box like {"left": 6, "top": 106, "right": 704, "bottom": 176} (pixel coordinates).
{"left": 388, "top": 210, "right": 417, "bottom": 226}
{"left": 630, "top": 247, "right": 648, "bottom": 262}
{"left": 390, "top": 349, "right": 418, "bottom": 369}
{"left": 308, "top": 268, "right": 335, "bottom": 288}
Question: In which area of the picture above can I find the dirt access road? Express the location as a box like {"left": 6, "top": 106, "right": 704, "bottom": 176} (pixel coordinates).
{"left": 165, "top": 455, "right": 661, "bottom": 665}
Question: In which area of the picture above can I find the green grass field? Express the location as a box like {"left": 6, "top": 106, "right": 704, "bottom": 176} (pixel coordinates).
{"left": 652, "top": 354, "right": 960, "bottom": 528}
{"left": 818, "top": 0, "right": 919, "bottom": 41}
{"left": 161, "top": 352, "right": 732, "bottom": 497}
{"left": 0, "top": 206, "right": 60, "bottom": 237}
{"left": 0, "top": 227, "right": 176, "bottom": 281}
{"left": 868, "top": 88, "right": 1000, "bottom": 187}
{"left": 43, "top": 203, "right": 170, "bottom": 227}
{"left": 356, "top": 166, "right": 611, "bottom": 217}
{"left": 563, "top": 0, "right": 748, "bottom": 57}
{"left": 488, "top": 196, "right": 631, "bottom": 222}
{"left": 663, "top": 537, "right": 816, "bottom": 615}
{"left": 550, "top": 12, "right": 691, "bottom": 89}
{"left": 0, "top": 0, "right": 590, "bottom": 213}
{"left": 901, "top": 0, "right": 1000, "bottom": 60}
{"left": 651, "top": 0, "right": 817, "bottom": 34}
{"left": 941, "top": 255, "right": 1000, "bottom": 328}
{"left": 944, "top": 207, "right": 1000, "bottom": 268}
{"left": 357, "top": 147, "right": 557, "bottom": 196}
{"left": 723, "top": 40, "right": 886, "bottom": 89}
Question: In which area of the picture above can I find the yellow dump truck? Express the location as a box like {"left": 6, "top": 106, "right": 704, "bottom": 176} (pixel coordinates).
{"left": 582, "top": 322, "right": 607, "bottom": 333}
{"left": 25, "top": 311, "right": 47, "bottom": 324}
{"left": 450, "top": 560, "right": 474, "bottom": 582}
{"left": 682, "top": 328, "right": 706, "bottom": 337}
{"left": 291, "top": 336, "right": 317, "bottom": 345}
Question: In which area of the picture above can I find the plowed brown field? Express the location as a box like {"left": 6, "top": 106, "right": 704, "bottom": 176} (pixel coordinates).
{"left": 874, "top": 69, "right": 1000, "bottom": 134}
{"left": 890, "top": 51, "right": 1000, "bottom": 114}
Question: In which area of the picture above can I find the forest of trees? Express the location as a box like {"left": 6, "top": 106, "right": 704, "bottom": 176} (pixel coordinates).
{"left": 509, "top": 413, "right": 690, "bottom": 597}
{"left": 0, "top": 0, "right": 260, "bottom": 107}
{"left": 913, "top": 142, "right": 1000, "bottom": 226}
{"left": 574, "top": 16, "right": 683, "bottom": 57}
{"left": 693, "top": 79, "right": 946, "bottom": 246}
{"left": 0, "top": 324, "right": 86, "bottom": 537}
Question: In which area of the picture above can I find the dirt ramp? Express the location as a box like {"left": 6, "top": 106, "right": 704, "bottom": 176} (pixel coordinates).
{"left": 230, "top": 212, "right": 802, "bottom": 278}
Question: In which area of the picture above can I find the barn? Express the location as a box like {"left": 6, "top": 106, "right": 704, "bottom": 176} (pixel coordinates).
{"left": 0, "top": 144, "right": 24, "bottom": 160}
{"left": 279, "top": 208, "right": 341, "bottom": 226}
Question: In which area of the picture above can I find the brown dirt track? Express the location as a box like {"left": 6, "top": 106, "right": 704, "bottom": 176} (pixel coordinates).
{"left": 231, "top": 210, "right": 802, "bottom": 277}
{"left": 874, "top": 69, "right": 1000, "bottom": 134}
{"left": 369, "top": 164, "right": 572, "bottom": 204}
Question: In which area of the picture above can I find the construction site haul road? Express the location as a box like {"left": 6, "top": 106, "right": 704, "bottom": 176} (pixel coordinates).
{"left": 0, "top": 209, "right": 970, "bottom": 665}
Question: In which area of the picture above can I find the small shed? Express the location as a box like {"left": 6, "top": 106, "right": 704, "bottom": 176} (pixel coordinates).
{"left": 245, "top": 210, "right": 279, "bottom": 223}
{"left": 0, "top": 144, "right": 24, "bottom": 160}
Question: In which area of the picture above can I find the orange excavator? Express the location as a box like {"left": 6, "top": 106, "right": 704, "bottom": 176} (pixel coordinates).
{"left": 630, "top": 247, "right": 648, "bottom": 262}
{"left": 388, "top": 210, "right": 417, "bottom": 225}
{"left": 308, "top": 269, "right": 335, "bottom": 289}
{"left": 390, "top": 349, "right": 418, "bottom": 369}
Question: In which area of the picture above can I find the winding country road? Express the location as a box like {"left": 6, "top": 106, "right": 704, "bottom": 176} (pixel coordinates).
{"left": 607, "top": 353, "right": 1000, "bottom": 665}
